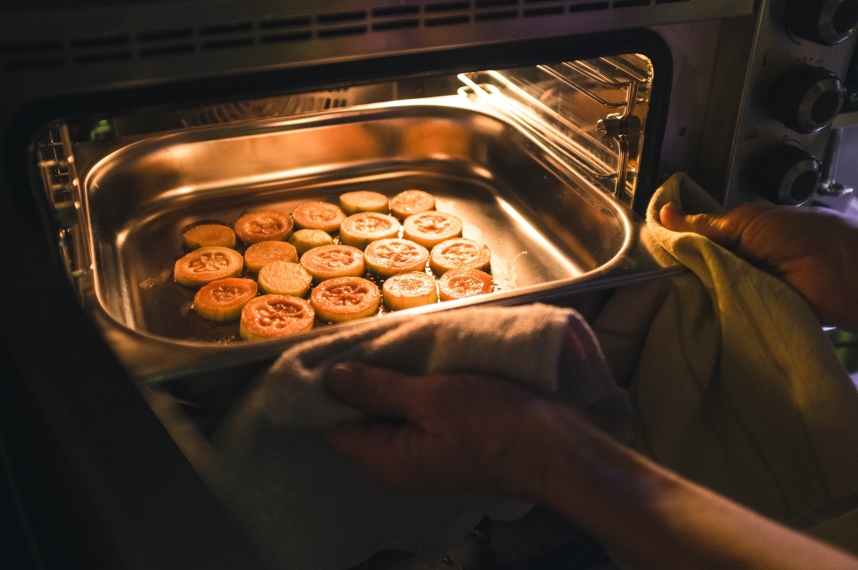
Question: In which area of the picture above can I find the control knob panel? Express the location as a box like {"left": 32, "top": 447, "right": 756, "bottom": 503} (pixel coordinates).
{"left": 787, "top": 0, "right": 858, "bottom": 46}
{"left": 747, "top": 144, "right": 821, "bottom": 205}
{"left": 770, "top": 64, "right": 846, "bottom": 133}
{"left": 711, "top": 0, "right": 858, "bottom": 208}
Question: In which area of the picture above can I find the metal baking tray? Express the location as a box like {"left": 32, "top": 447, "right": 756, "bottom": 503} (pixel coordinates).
{"left": 71, "top": 97, "right": 678, "bottom": 383}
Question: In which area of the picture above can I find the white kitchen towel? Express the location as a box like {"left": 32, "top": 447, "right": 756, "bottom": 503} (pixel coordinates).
{"left": 592, "top": 172, "right": 858, "bottom": 549}
{"left": 208, "top": 303, "right": 631, "bottom": 570}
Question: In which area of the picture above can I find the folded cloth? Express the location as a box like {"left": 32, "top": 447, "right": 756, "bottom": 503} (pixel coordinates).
{"left": 592, "top": 173, "right": 858, "bottom": 550}
{"left": 208, "top": 303, "right": 631, "bottom": 570}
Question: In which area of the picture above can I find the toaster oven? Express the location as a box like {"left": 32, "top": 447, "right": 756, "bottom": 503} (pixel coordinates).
{"left": 2, "top": 0, "right": 857, "bottom": 568}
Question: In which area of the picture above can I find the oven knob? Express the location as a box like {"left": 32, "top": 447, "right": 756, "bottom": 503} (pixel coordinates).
{"left": 747, "top": 145, "right": 821, "bottom": 206}
{"left": 786, "top": 0, "right": 858, "bottom": 45}
{"left": 770, "top": 65, "right": 846, "bottom": 133}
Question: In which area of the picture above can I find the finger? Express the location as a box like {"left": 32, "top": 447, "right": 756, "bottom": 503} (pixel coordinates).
{"left": 659, "top": 202, "right": 743, "bottom": 249}
{"left": 326, "top": 362, "right": 421, "bottom": 420}
{"left": 321, "top": 421, "right": 422, "bottom": 490}
{"left": 659, "top": 202, "right": 726, "bottom": 237}
{"left": 322, "top": 420, "right": 400, "bottom": 463}
{"left": 659, "top": 202, "right": 693, "bottom": 232}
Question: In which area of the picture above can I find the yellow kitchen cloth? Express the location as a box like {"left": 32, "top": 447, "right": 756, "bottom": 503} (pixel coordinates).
{"left": 207, "top": 303, "right": 631, "bottom": 570}
{"left": 592, "top": 172, "right": 858, "bottom": 548}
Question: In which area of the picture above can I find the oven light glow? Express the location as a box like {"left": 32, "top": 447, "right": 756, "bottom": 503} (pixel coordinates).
{"left": 470, "top": 165, "right": 493, "bottom": 180}
{"left": 160, "top": 185, "right": 196, "bottom": 200}
{"left": 238, "top": 165, "right": 344, "bottom": 188}
{"left": 115, "top": 228, "right": 129, "bottom": 248}
{"left": 159, "top": 166, "right": 342, "bottom": 201}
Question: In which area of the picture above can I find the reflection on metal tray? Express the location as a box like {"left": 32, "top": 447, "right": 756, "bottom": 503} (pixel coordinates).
{"left": 71, "top": 98, "right": 678, "bottom": 382}
{"left": 460, "top": 54, "right": 652, "bottom": 204}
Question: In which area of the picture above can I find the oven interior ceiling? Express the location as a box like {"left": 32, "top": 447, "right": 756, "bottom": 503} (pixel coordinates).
{"left": 32, "top": 53, "right": 660, "bottom": 380}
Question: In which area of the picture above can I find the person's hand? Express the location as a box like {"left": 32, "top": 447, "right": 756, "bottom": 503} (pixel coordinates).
{"left": 322, "top": 364, "right": 858, "bottom": 570}
{"left": 660, "top": 201, "right": 858, "bottom": 331}
{"left": 321, "top": 362, "right": 574, "bottom": 500}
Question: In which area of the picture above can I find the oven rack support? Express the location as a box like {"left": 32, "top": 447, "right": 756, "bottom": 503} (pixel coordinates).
{"left": 458, "top": 56, "right": 652, "bottom": 205}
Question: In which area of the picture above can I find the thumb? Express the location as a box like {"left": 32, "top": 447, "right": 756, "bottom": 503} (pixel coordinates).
{"left": 658, "top": 202, "right": 740, "bottom": 247}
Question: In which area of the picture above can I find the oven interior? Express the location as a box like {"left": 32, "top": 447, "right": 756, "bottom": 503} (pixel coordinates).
{"left": 31, "top": 51, "right": 671, "bottom": 384}
{"left": 19, "top": 51, "right": 673, "bottom": 569}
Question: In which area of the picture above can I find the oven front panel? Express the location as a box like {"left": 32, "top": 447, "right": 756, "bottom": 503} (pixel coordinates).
{"left": 0, "top": 0, "right": 752, "bottom": 107}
